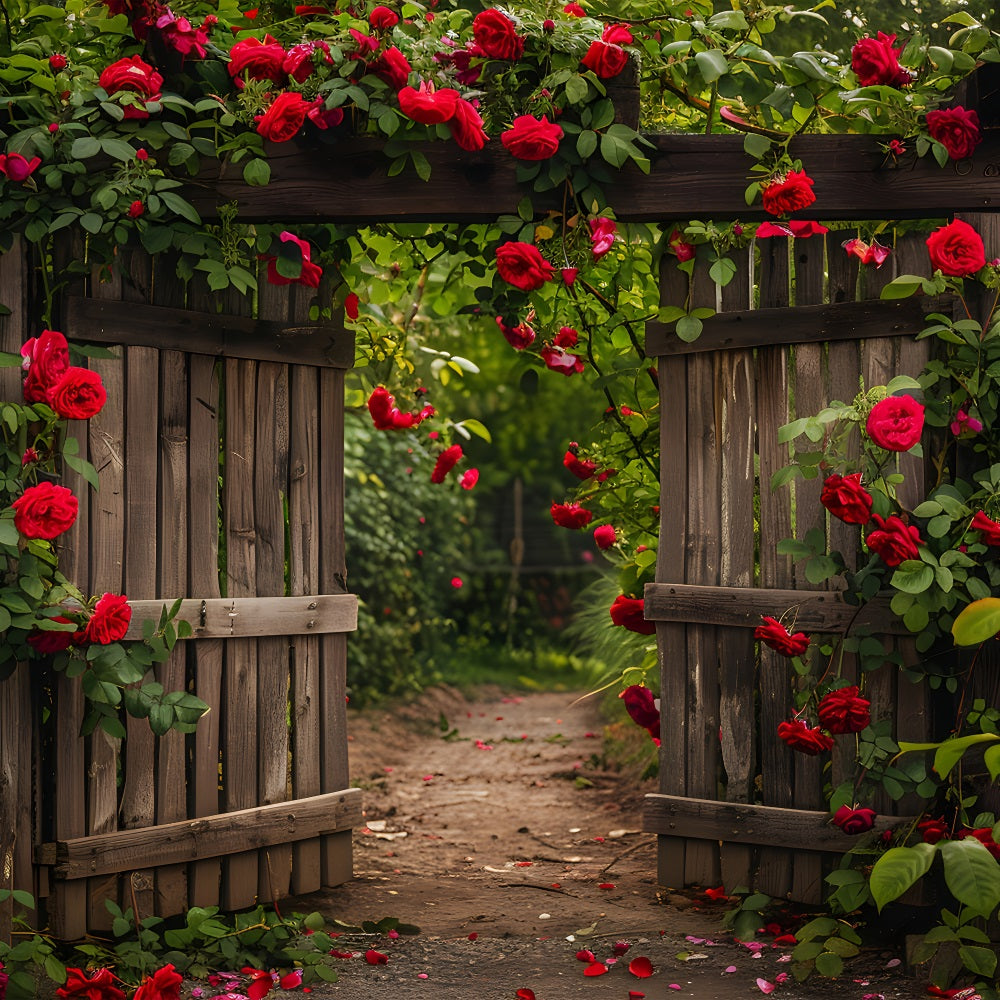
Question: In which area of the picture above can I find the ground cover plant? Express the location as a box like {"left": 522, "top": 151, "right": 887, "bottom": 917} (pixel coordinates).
{"left": 2, "top": 0, "right": 1000, "bottom": 995}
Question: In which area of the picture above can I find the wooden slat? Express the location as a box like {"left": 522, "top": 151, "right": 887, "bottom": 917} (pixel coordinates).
{"left": 185, "top": 132, "right": 1000, "bottom": 223}
{"left": 123, "top": 595, "right": 358, "bottom": 640}
{"left": 644, "top": 583, "right": 901, "bottom": 633}
{"left": 644, "top": 794, "right": 914, "bottom": 854}
{"left": 38, "top": 790, "right": 362, "bottom": 880}
{"left": 65, "top": 296, "right": 353, "bottom": 369}
{"left": 645, "top": 295, "right": 951, "bottom": 357}
{"left": 0, "top": 668, "right": 32, "bottom": 943}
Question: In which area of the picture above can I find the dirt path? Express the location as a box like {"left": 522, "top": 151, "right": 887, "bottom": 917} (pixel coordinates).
{"left": 291, "top": 687, "right": 925, "bottom": 999}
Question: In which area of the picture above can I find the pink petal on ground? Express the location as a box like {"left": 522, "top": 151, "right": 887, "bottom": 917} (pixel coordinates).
{"left": 862, "top": 995, "right": 886, "bottom": 1000}
{"left": 685, "top": 936, "right": 705, "bottom": 944}
{"left": 584, "top": 962, "right": 608, "bottom": 977}
{"left": 885, "top": 958, "right": 901, "bottom": 968}
{"left": 724, "top": 966, "right": 738, "bottom": 973}
{"left": 417, "top": 974, "right": 428, "bottom": 979}
{"left": 757, "top": 979, "right": 776, "bottom": 994}
{"left": 668, "top": 985, "right": 681, "bottom": 991}
{"left": 628, "top": 956, "right": 654, "bottom": 978}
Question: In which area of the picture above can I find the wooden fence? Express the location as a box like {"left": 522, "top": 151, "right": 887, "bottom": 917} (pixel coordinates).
{"left": 0, "top": 242, "right": 361, "bottom": 939}
{"left": 640, "top": 217, "right": 995, "bottom": 903}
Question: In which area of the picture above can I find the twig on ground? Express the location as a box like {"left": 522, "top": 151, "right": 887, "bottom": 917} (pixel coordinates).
{"left": 497, "top": 882, "right": 579, "bottom": 896}
{"left": 600, "top": 835, "right": 656, "bottom": 874}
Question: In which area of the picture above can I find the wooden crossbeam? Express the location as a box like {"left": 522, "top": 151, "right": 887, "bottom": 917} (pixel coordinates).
{"left": 643, "top": 583, "right": 906, "bottom": 634}
{"left": 643, "top": 794, "right": 915, "bottom": 854}
{"left": 36, "top": 789, "right": 362, "bottom": 880}
{"left": 65, "top": 296, "right": 355, "bottom": 368}
{"left": 186, "top": 133, "right": 1000, "bottom": 223}
{"left": 124, "top": 594, "right": 358, "bottom": 640}
{"left": 645, "top": 295, "right": 954, "bottom": 357}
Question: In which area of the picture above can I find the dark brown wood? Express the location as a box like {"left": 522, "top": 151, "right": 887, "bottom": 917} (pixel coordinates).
{"left": 37, "top": 790, "right": 362, "bottom": 881}
{"left": 645, "top": 295, "right": 952, "bottom": 357}
{"left": 123, "top": 595, "right": 358, "bottom": 640}
{"left": 643, "top": 794, "right": 914, "bottom": 854}
{"left": 186, "top": 133, "right": 1000, "bottom": 224}
{"left": 65, "top": 296, "right": 353, "bottom": 369}
{"left": 0, "top": 668, "right": 32, "bottom": 943}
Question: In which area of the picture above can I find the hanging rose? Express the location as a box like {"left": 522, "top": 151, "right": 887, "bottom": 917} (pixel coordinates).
{"left": 777, "top": 719, "right": 833, "bottom": 755}
{"left": 843, "top": 237, "right": 891, "bottom": 267}
{"left": 256, "top": 92, "right": 319, "bottom": 143}
{"left": 866, "top": 513, "right": 922, "bottom": 567}
{"left": 609, "top": 595, "right": 655, "bottom": 634}
{"left": 459, "top": 468, "right": 479, "bottom": 490}
{"left": 563, "top": 446, "right": 596, "bottom": 479}
{"left": 581, "top": 39, "right": 628, "bottom": 79}
{"left": 501, "top": 115, "right": 563, "bottom": 160}
{"left": 263, "top": 231, "right": 323, "bottom": 287}
{"left": 554, "top": 327, "right": 579, "bottom": 347}
{"left": 754, "top": 615, "right": 809, "bottom": 657}
{"left": 850, "top": 32, "right": 909, "bottom": 87}
{"left": 430, "top": 444, "right": 463, "bottom": 483}
{"left": 21, "top": 328, "right": 70, "bottom": 403}
{"left": 817, "top": 686, "right": 871, "bottom": 734}
{"left": 950, "top": 408, "right": 983, "bottom": 437}
{"left": 541, "top": 345, "right": 585, "bottom": 376}
{"left": 398, "top": 81, "right": 460, "bottom": 124}
{"left": 0, "top": 152, "right": 42, "bottom": 182}
{"left": 926, "top": 106, "right": 982, "bottom": 161}
{"left": 84, "top": 593, "right": 133, "bottom": 645}
{"left": 820, "top": 472, "right": 873, "bottom": 525}
{"left": 620, "top": 684, "right": 660, "bottom": 741}
{"left": 551, "top": 502, "right": 593, "bottom": 528}
{"left": 593, "top": 524, "right": 616, "bottom": 549}
{"left": 495, "top": 242, "right": 555, "bottom": 290}
{"left": 367, "top": 386, "right": 433, "bottom": 430}
{"left": 12, "top": 482, "right": 78, "bottom": 540}
{"left": 496, "top": 315, "right": 536, "bottom": 350}
{"left": 969, "top": 510, "right": 1000, "bottom": 546}
{"left": 227, "top": 34, "right": 287, "bottom": 88}
{"left": 589, "top": 217, "right": 617, "bottom": 258}
{"left": 27, "top": 617, "right": 77, "bottom": 655}
{"left": 133, "top": 964, "right": 183, "bottom": 1000}
{"left": 831, "top": 805, "right": 877, "bottom": 834}
{"left": 925, "top": 218, "right": 986, "bottom": 277}
{"left": 448, "top": 98, "right": 489, "bottom": 151}
{"left": 865, "top": 394, "right": 924, "bottom": 451}
{"left": 471, "top": 9, "right": 525, "bottom": 60}
{"left": 46, "top": 367, "right": 108, "bottom": 420}
{"left": 602, "top": 23, "right": 634, "bottom": 45}
{"left": 370, "top": 47, "right": 412, "bottom": 90}
{"left": 761, "top": 170, "right": 816, "bottom": 216}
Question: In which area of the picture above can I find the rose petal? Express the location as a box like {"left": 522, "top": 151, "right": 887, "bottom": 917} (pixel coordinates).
{"left": 516, "top": 991, "right": 536, "bottom": 1000}
{"left": 757, "top": 979, "right": 776, "bottom": 994}
{"left": 628, "top": 956, "right": 654, "bottom": 978}
{"left": 279, "top": 970, "right": 302, "bottom": 989}
{"left": 629, "top": 993, "right": 646, "bottom": 1000}
{"left": 583, "top": 962, "right": 608, "bottom": 977}
{"left": 668, "top": 986, "right": 681, "bottom": 991}
{"left": 575, "top": 950, "right": 596, "bottom": 963}
{"left": 364, "top": 949, "right": 388, "bottom": 965}
{"left": 598, "top": 882, "right": 615, "bottom": 889}
{"left": 885, "top": 958, "right": 901, "bottom": 968}
{"left": 467, "top": 933, "right": 478, "bottom": 941}
{"left": 724, "top": 966, "right": 738, "bottom": 973}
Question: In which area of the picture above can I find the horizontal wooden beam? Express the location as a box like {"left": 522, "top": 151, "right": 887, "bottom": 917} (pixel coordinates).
{"left": 125, "top": 594, "right": 358, "bottom": 640}
{"left": 36, "top": 788, "right": 362, "bottom": 880}
{"left": 186, "top": 133, "right": 1000, "bottom": 224}
{"left": 643, "top": 794, "right": 915, "bottom": 854}
{"left": 65, "top": 296, "right": 355, "bottom": 369}
{"left": 646, "top": 295, "right": 954, "bottom": 357}
{"left": 643, "top": 583, "right": 906, "bottom": 634}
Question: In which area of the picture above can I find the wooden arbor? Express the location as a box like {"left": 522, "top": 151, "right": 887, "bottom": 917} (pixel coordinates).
{"left": 1, "top": 116, "right": 999, "bottom": 939}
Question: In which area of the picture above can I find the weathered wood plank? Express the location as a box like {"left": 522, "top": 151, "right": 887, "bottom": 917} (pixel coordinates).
{"left": 645, "top": 294, "right": 951, "bottom": 357}
{"left": 0, "top": 236, "right": 27, "bottom": 400}
{"left": 185, "top": 133, "right": 1000, "bottom": 223}
{"left": 123, "top": 594, "right": 358, "bottom": 640}
{"left": 37, "top": 790, "right": 362, "bottom": 880}
{"left": 0, "top": 668, "right": 32, "bottom": 943}
{"left": 65, "top": 296, "right": 353, "bottom": 368}
{"left": 643, "top": 794, "right": 915, "bottom": 854}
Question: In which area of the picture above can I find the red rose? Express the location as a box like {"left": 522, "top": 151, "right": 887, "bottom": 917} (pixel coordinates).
{"left": 349, "top": 28, "right": 379, "bottom": 56}
{"left": 957, "top": 827, "right": 1000, "bottom": 860}
{"left": 589, "top": 217, "right": 617, "bottom": 257}
{"left": 817, "top": 686, "right": 871, "bottom": 734}
{"left": 563, "top": 447, "right": 596, "bottom": 480}
{"left": 369, "top": 5, "right": 399, "bottom": 29}
{"left": 541, "top": 346, "right": 585, "bottom": 376}
{"left": 926, "top": 106, "right": 982, "bottom": 161}
{"left": 127, "top": 199, "right": 144, "bottom": 218}
{"left": 283, "top": 39, "right": 332, "bottom": 83}
{"left": 754, "top": 615, "right": 809, "bottom": 657}
{"left": 970, "top": 510, "right": 1000, "bottom": 546}
{"left": 501, "top": 115, "right": 563, "bottom": 160}
{"left": 554, "top": 326, "right": 578, "bottom": 347}
{"left": 621, "top": 684, "right": 660, "bottom": 740}
{"left": 370, "top": 46, "right": 411, "bottom": 90}
{"left": 227, "top": 34, "right": 287, "bottom": 88}
{"left": 56, "top": 967, "right": 126, "bottom": 1000}
{"left": 46, "top": 367, "right": 107, "bottom": 420}
{"left": 21, "top": 328, "right": 70, "bottom": 403}
{"left": 398, "top": 82, "right": 459, "bottom": 124}
{"left": 820, "top": 472, "right": 873, "bottom": 525}
{"left": 84, "top": 593, "right": 133, "bottom": 645}
{"left": 49, "top": 53, "right": 68, "bottom": 71}
{"left": 593, "top": 524, "right": 616, "bottom": 549}
{"left": 133, "top": 964, "right": 182, "bottom": 1000}
{"left": 472, "top": 9, "right": 525, "bottom": 60}
{"left": 551, "top": 502, "right": 593, "bottom": 529}
{"left": 918, "top": 817, "right": 950, "bottom": 844}
{"left": 12, "top": 482, "right": 78, "bottom": 539}
{"left": 495, "top": 242, "right": 555, "bottom": 290}
{"left": 256, "top": 91, "right": 316, "bottom": 143}
{"left": 448, "top": 98, "right": 488, "bottom": 151}
{"left": 0, "top": 152, "right": 41, "bottom": 182}
{"left": 496, "top": 315, "right": 535, "bottom": 350}
{"left": 430, "top": 444, "right": 463, "bottom": 483}
{"left": 761, "top": 169, "right": 816, "bottom": 216}
{"left": 609, "top": 595, "right": 655, "bottom": 635}
{"left": 367, "top": 386, "right": 432, "bottom": 430}
{"left": 926, "top": 218, "right": 986, "bottom": 277}
{"left": 581, "top": 40, "right": 628, "bottom": 79}
{"left": 98, "top": 55, "right": 163, "bottom": 118}
{"left": 831, "top": 805, "right": 877, "bottom": 835}
{"left": 866, "top": 513, "right": 922, "bottom": 567}
{"left": 866, "top": 394, "right": 924, "bottom": 451}
{"left": 264, "top": 231, "right": 322, "bottom": 287}
{"left": 564, "top": 2, "right": 586, "bottom": 14}
{"left": 850, "top": 32, "right": 909, "bottom": 87}
{"left": 27, "top": 617, "right": 76, "bottom": 655}
{"left": 777, "top": 719, "right": 833, "bottom": 756}
{"left": 602, "top": 23, "right": 633, "bottom": 44}
{"left": 460, "top": 468, "right": 479, "bottom": 490}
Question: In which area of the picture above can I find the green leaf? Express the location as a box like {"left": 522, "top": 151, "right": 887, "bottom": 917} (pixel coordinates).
{"left": 71, "top": 137, "right": 101, "bottom": 159}
{"left": 814, "top": 951, "right": 843, "bottom": 977}
{"left": 880, "top": 275, "right": 926, "bottom": 300}
{"left": 869, "top": 843, "right": 936, "bottom": 910}
{"left": 952, "top": 598, "right": 1000, "bottom": 646}
{"left": 577, "top": 129, "right": 598, "bottom": 159}
{"left": 157, "top": 191, "right": 202, "bottom": 225}
{"left": 889, "top": 561, "right": 934, "bottom": 595}
{"left": 940, "top": 838, "right": 1000, "bottom": 914}
{"left": 984, "top": 744, "right": 1000, "bottom": 782}
{"left": 958, "top": 944, "right": 998, "bottom": 977}
{"left": 101, "top": 137, "right": 137, "bottom": 161}
{"left": 80, "top": 212, "right": 104, "bottom": 235}
{"left": 457, "top": 418, "right": 491, "bottom": 443}
{"left": 243, "top": 157, "right": 271, "bottom": 186}
{"left": 675, "top": 315, "right": 702, "bottom": 343}
{"left": 694, "top": 49, "right": 729, "bottom": 83}
{"left": 933, "top": 733, "right": 1000, "bottom": 779}
{"left": 565, "top": 74, "right": 588, "bottom": 104}
{"left": 743, "top": 132, "right": 772, "bottom": 160}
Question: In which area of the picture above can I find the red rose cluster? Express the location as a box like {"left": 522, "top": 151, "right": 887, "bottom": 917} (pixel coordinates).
{"left": 367, "top": 385, "right": 435, "bottom": 431}
{"left": 850, "top": 32, "right": 910, "bottom": 88}
{"left": 21, "top": 329, "right": 107, "bottom": 422}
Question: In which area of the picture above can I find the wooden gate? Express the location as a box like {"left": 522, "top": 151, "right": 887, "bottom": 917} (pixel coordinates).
{"left": 0, "top": 243, "right": 361, "bottom": 938}
{"left": 640, "top": 220, "right": 976, "bottom": 903}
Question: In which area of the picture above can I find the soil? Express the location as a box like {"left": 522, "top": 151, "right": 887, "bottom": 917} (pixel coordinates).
{"left": 287, "top": 685, "right": 933, "bottom": 1000}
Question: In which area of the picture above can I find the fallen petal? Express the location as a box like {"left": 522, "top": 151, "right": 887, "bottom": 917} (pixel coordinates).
{"left": 628, "top": 993, "right": 646, "bottom": 1000}
{"left": 279, "top": 970, "right": 302, "bottom": 989}
{"left": 583, "top": 962, "right": 608, "bottom": 977}
{"left": 724, "top": 966, "right": 738, "bottom": 973}
{"left": 885, "top": 958, "right": 901, "bottom": 968}
{"left": 364, "top": 949, "right": 388, "bottom": 965}
{"left": 598, "top": 882, "right": 615, "bottom": 889}
{"left": 757, "top": 978, "right": 776, "bottom": 994}
{"left": 515, "top": 991, "right": 536, "bottom": 1000}
{"left": 628, "top": 956, "right": 654, "bottom": 978}
{"left": 575, "top": 950, "right": 596, "bottom": 963}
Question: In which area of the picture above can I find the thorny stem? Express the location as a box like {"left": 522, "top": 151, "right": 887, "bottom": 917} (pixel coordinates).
{"left": 952, "top": 644, "right": 981, "bottom": 733}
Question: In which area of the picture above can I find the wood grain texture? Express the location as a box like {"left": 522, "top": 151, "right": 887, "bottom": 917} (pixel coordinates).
{"left": 185, "top": 133, "right": 1000, "bottom": 224}
{"left": 65, "top": 296, "right": 353, "bottom": 368}
{"left": 39, "top": 790, "right": 362, "bottom": 880}
{"left": 643, "top": 794, "right": 914, "bottom": 853}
